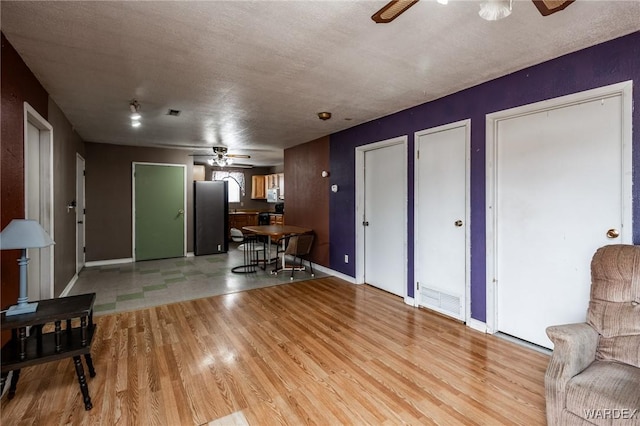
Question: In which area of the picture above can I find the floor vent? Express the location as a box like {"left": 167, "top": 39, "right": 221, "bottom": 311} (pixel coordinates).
{"left": 421, "top": 286, "right": 461, "bottom": 318}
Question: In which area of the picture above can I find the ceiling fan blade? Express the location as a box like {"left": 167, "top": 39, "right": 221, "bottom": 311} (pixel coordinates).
{"left": 371, "top": 0, "right": 419, "bottom": 23}
{"left": 532, "top": 0, "right": 574, "bottom": 16}
{"left": 226, "top": 154, "right": 251, "bottom": 159}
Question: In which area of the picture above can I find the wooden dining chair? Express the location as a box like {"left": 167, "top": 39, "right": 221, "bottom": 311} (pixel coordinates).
{"left": 273, "top": 233, "right": 315, "bottom": 280}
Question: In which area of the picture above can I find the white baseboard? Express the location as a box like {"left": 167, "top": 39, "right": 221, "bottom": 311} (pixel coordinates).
{"left": 59, "top": 273, "right": 79, "bottom": 297}
{"left": 186, "top": 252, "right": 195, "bottom": 257}
{"left": 85, "top": 258, "right": 133, "bottom": 268}
{"left": 466, "top": 318, "right": 487, "bottom": 333}
{"left": 311, "top": 263, "right": 357, "bottom": 284}
{"left": 404, "top": 296, "right": 417, "bottom": 307}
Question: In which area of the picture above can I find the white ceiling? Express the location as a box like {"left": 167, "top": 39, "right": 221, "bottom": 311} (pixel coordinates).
{"left": 2, "top": 1, "right": 639, "bottom": 166}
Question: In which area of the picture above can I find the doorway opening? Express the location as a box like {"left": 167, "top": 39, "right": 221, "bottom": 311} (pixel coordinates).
{"left": 24, "top": 102, "right": 54, "bottom": 300}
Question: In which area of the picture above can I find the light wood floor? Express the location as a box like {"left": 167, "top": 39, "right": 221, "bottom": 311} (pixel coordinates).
{"left": 1, "top": 277, "right": 550, "bottom": 425}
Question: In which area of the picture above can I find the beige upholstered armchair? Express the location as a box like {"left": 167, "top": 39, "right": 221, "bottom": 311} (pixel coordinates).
{"left": 545, "top": 244, "right": 640, "bottom": 426}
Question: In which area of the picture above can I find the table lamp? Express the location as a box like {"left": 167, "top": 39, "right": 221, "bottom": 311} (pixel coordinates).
{"left": 0, "top": 219, "right": 55, "bottom": 316}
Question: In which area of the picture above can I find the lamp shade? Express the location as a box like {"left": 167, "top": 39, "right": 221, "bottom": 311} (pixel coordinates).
{"left": 0, "top": 219, "right": 55, "bottom": 250}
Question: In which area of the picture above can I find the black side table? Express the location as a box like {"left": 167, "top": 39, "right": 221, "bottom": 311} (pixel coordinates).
{"left": 1, "top": 293, "right": 97, "bottom": 410}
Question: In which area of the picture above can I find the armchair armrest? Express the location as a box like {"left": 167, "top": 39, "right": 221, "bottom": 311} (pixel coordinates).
{"left": 545, "top": 323, "right": 599, "bottom": 425}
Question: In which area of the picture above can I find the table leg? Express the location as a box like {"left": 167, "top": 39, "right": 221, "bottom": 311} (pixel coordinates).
{"left": 8, "top": 369, "right": 20, "bottom": 400}
{"left": 270, "top": 235, "right": 284, "bottom": 274}
{"left": 72, "top": 356, "right": 92, "bottom": 410}
{"left": 55, "top": 320, "right": 62, "bottom": 352}
{"left": 1, "top": 371, "right": 7, "bottom": 396}
{"left": 18, "top": 327, "right": 27, "bottom": 361}
{"left": 80, "top": 316, "right": 88, "bottom": 346}
{"left": 84, "top": 354, "right": 96, "bottom": 378}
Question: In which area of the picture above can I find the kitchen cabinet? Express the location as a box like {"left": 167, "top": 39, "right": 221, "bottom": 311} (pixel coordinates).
{"left": 266, "top": 174, "right": 278, "bottom": 190}
{"left": 251, "top": 175, "right": 266, "bottom": 199}
{"left": 193, "top": 165, "right": 205, "bottom": 181}
{"left": 229, "top": 212, "right": 259, "bottom": 239}
{"left": 251, "top": 174, "right": 284, "bottom": 200}
{"left": 269, "top": 214, "right": 284, "bottom": 225}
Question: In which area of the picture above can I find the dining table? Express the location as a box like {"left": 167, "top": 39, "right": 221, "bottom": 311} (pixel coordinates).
{"left": 242, "top": 224, "right": 313, "bottom": 272}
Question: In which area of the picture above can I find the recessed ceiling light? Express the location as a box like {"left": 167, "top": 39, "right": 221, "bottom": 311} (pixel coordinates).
{"left": 317, "top": 112, "right": 332, "bottom": 120}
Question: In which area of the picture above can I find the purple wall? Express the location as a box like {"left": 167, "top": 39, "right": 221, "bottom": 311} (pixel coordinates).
{"left": 329, "top": 31, "right": 640, "bottom": 322}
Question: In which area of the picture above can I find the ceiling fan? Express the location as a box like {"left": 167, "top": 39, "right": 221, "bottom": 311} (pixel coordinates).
{"left": 371, "top": 0, "right": 574, "bottom": 23}
{"left": 191, "top": 146, "right": 252, "bottom": 168}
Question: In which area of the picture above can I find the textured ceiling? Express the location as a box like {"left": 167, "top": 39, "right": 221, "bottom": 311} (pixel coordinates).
{"left": 2, "top": 1, "right": 639, "bottom": 166}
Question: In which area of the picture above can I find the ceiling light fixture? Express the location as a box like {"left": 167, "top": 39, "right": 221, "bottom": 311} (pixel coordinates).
{"left": 437, "top": 0, "right": 448, "bottom": 5}
{"left": 207, "top": 156, "right": 233, "bottom": 167}
{"left": 479, "top": 0, "right": 512, "bottom": 20}
{"left": 318, "top": 111, "right": 332, "bottom": 120}
{"left": 129, "top": 100, "right": 141, "bottom": 119}
{"left": 129, "top": 100, "right": 141, "bottom": 127}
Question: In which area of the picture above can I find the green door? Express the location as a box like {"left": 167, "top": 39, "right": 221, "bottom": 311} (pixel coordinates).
{"left": 134, "top": 163, "right": 185, "bottom": 261}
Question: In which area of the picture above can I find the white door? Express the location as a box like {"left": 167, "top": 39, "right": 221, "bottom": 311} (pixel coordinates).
{"left": 361, "top": 141, "right": 406, "bottom": 297}
{"left": 415, "top": 121, "right": 469, "bottom": 321}
{"left": 26, "top": 121, "right": 42, "bottom": 302}
{"left": 487, "top": 83, "right": 632, "bottom": 348}
{"left": 24, "top": 104, "right": 54, "bottom": 300}
{"left": 76, "top": 154, "right": 86, "bottom": 273}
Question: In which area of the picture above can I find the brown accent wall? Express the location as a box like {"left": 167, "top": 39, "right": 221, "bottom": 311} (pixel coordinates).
{"left": 284, "top": 136, "right": 330, "bottom": 267}
{"left": 1, "top": 33, "right": 49, "bottom": 313}
{"left": 84, "top": 142, "right": 194, "bottom": 261}
{"left": 49, "top": 99, "right": 85, "bottom": 295}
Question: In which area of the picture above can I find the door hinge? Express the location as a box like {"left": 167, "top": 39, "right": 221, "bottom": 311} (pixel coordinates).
{"left": 417, "top": 150, "right": 420, "bottom": 160}
{"left": 83, "top": 170, "right": 86, "bottom": 176}
{"left": 83, "top": 247, "right": 86, "bottom": 253}
{"left": 417, "top": 282, "right": 420, "bottom": 290}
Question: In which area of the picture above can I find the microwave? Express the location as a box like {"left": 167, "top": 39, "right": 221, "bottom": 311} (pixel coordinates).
{"left": 267, "top": 188, "right": 279, "bottom": 203}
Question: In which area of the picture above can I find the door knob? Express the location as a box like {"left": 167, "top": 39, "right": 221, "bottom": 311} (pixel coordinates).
{"left": 606, "top": 228, "right": 619, "bottom": 238}
{"left": 454, "top": 220, "right": 463, "bottom": 227}
{"left": 178, "top": 209, "right": 184, "bottom": 216}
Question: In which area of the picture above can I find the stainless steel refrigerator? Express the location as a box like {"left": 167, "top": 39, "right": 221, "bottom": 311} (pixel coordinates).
{"left": 194, "top": 180, "right": 229, "bottom": 255}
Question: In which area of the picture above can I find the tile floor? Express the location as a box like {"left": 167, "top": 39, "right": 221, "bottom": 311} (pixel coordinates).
{"left": 69, "top": 243, "right": 323, "bottom": 316}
